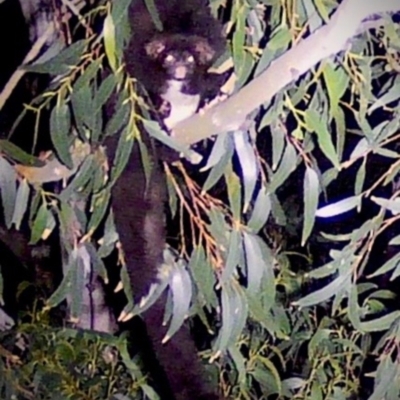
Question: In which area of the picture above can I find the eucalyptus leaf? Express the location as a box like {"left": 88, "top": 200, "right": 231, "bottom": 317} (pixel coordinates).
{"left": 50, "top": 103, "right": 73, "bottom": 168}
{"left": 27, "top": 40, "right": 87, "bottom": 75}
{"left": 305, "top": 109, "right": 339, "bottom": 168}
{"left": 0, "top": 140, "right": 44, "bottom": 166}
{"left": 189, "top": 246, "right": 218, "bottom": 309}
{"left": 220, "top": 229, "right": 241, "bottom": 284}
{"left": 201, "top": 132, "right": 229, "bottom": 172}
{"left": 69, "top": 249, "right": 86, "bottom": 320}
{"left": 371, "top": 196, "right": 400, "bottom": 215}
{"left": 294, "top": 273, "right": 351, "bottom": 308}
{"left": 233, "top": 130, "right": 258, "bottom": 212}
{"left": 11, "top": 179, "right": 30, "bottom": 230}
{"left": 247, "top": 187, "right": 271, "bottom": 233}
{"left": 316, "top": 195, "right": 361, "bottom": 218}
{"left": 360, "top": 311, "right": 400, "bottom": 332}
{"left": 302, "top": 167, "right": 319, "bottom": 245}
{"left": 103, "top": 12, "right": 117, "bottom": 72}
{"left": 0, "top": 157, "right": 17, "bottom": 228}
{"left": 163, "top": 263, "right": 192, "bottom": 342}
{"left": 268, "top": 141, "right": 297, "bottom": 193}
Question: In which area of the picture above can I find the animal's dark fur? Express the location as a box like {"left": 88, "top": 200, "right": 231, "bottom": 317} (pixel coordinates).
{"left": 108, "top": 0, "right": 227, "bottom": 399}
{"left": 125, "top": 0, "right": 226, "bottom": 108}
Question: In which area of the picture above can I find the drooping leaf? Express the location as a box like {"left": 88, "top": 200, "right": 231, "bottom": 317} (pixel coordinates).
{"left": 316, "top": 195, "right": 361, "bottom": 218}
{"left": 268, "top": 141, "right": 297, "bottom": 193}
{"left": 214, "top": 281, "right": 248, "bottom": 354}
{"left": 27, "top": 40, "right": 87, "bottom": 75}
{"left": 0, "top": 156, "right": 17, "bottom": 228}
{"left": 50, "top": 103, "right": 73, "bottom": 168}
{"left": 305, "top": 109, "right": 339, "bottom": 168}
{"left": 243, "top": 232, "right": 272, "bottom": 295}
{"left": 247, "top": 187, "right": 271, "bottom": 233}
{"left": 220, "top": 229, "right": 241, "bottom": 284}
{"left": 302, "top": 167, "right": 319, "bottom": 245}
{"left": 225, "top": 163, "right": 242, "bottom": 219}
{"left": 233, "top": 130, "right": 258, "bottom": 212}
{"left": 0, "top": 140, "right": 44, "bottom": 166}
{"left": 294, "top": 273, "right": 351, "bottom": 308}
{"left": 371, "top": 196, "right": 400, "bottom": 215}
{"left": 163, "top": 263, "right": 192, "bottom": 342}
{"left": 323, "top": 63, "right": 348, "bottom": 117}
{"left": 189, "top": 246, "right": 218, "bottom": 309}
{"left": 11, "top": 179, "right": 30, "bottom": 230}
{"left": 103, "top": 12, "right": 117, "bottom": 72}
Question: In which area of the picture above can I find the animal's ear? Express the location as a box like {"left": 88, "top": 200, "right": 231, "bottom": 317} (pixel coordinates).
{"left": 145, "top": 38, "right": 166, "bottom": 58}
{"left": 194, "top": 38, "right": 215, "bottom": 64}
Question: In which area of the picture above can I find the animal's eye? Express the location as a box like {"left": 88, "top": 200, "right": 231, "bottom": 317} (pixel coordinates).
{"left": 165, "top": 54, "right": 175, "bottom": 63}
{"left": 187, "top": 55, "right": 195, "bottom": 63}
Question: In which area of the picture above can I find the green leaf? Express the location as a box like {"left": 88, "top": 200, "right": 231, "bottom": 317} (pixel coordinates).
{"left": 369, "top": 75, "right": 400, "bottom": 113}
{"left": 243, "top": 233, "right": 273, "bottom": 295}
{"left": 201, "top": 133, "right": 230, "bottom": 172}
{"left": 268, "top": 141, "right": 297, "bottom": 193}
{"left": 371, "top": 196, "right": 400, "bottom": 215}
{"left": 302, "top": 167, "right": 319, "bottom": 245}
{"left": 50, "top": 103, "right": 73, "bottom": 168}
{"left": 189, "top": 246, "right": 218, "bottom": 309}
{"left": 144, "top": 0, "right": 163, "bottom": 30}
{"left": 367, "top": 252, "right": 400, "bottom": 279}
{"left": 316, "top": 195, "right": 361, "bottom": 218}
{"left": 47, "top": 250, "right": 76, "bottom": 309}
{"left": 87, "top": 189, "right": 111, "bottom": 234}
{"left": 73, "top": 59, "right": 102, "bottom": 92}
{"left": 305, "top": 109, "right": 339, "bottom": 168}
{"left": 214, "top": 281, "right": 248, "bottom": 353}
{"left": 233, "top": 130, "right": 258, "bottom": 212}
{"left": 269, "top": 26, "right": 291, "bottom": 50}
{"left": 354, "top": 157, "right": 366, "bottom": 195}
{"left": 71, "top": 86, "right": 93, "bottom": 141}
{"left": 360, "top": 311, "right": 400, "bottom": 332}
{"left": 389, "top": 235, "right": 400, "bottom": 246}
{"left": 163, "top": 263, "right": 192, "bottom": 342}
{"left": 323, "top": 63, "right": 348, "bottom": 117}
{"left": 110, "top": 127, "right": 134, "bottom": 183}
{"left": 228, "top": 345, "right": 247, "bottom": 385}
{"left": 104, "top": 99, "right": 130, "bottom": 137}
{"left": 220, "top": 229, "right": 241, "bottom": 284}
{"left": 0, "top": 140, "right": 44, "bottom": 166}
{"left": 247, "top": 187, "right": 271, "bottom": 233}
{"left": 348, "top": 284, "right": 362, "bottom": 330}
{"left": 69, "top": 249, "right": 86, "bottom": 320}
{"left": 59, "top": 155, "right": 96, "bottom": 201}
{"left": 103, "top": 12, "right": 117, "bottom": 72}
{"left": 295, "top": 274, "right": 351, "bottom": 308}
{"left": 225, "top": 164, "right": 242, "bottom": 219}
{"left": 85, "top": 242, "right": 108, "bottom": 283}
{"left": 271, "top": 122, "right": 285, "bottom": 170}
{"left": 27, "top": 40, "right": 87, "bottom": 75}
{"left": 0, "top": 156, "right": 17, "bottom": 228}
{"left": 30, "top": 202, "right": 55, "bottom": 244}
{"left": 94, "top": 73, "right": 117, "bottom": 113}
{"left": 202, "top": 144, "right": 233, "bottom": 193}
{"left": 11, "top": 179, "right": 30, "bottom": 230}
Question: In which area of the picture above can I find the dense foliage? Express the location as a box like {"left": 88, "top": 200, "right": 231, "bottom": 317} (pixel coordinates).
{"left": 0, "top": 0, "right": 400, "bottom": 399}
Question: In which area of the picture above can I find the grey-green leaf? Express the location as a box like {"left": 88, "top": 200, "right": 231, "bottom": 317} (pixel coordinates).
{"left": 0, "top": 156, "right": 17, "bottom": 228}
{"left": 163, "top": 263, "right": 192, "bottom": 342}
{"left": 11, "top": 179, "right": 30, "bottom": 230}
{"left": 50, "top": 103, "right": 73, "bottom": 168}
{"left": 301, "top": 167, "right": 319, "bottom": 245}
{"left": 316, "top": 195, "right": 361, "bottom": 218}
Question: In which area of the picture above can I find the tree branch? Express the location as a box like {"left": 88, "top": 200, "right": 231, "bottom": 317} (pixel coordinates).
{"left": 172, "top": 0, "right": 400, "bottom": 146}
